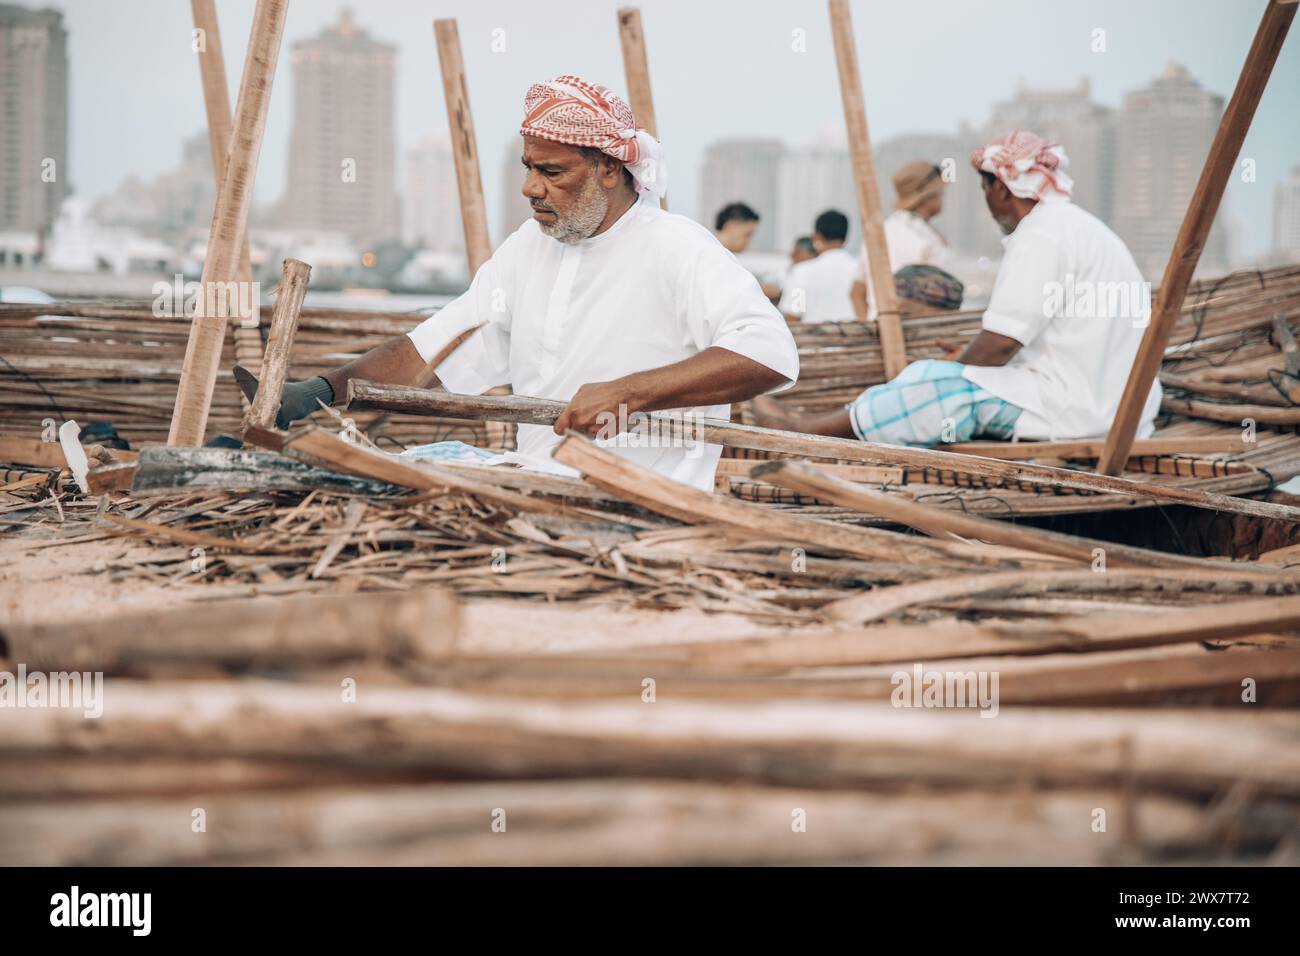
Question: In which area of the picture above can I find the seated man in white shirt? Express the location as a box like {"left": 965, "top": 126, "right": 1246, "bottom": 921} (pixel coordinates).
{"left": 753, "top": 130, "right": 1160, "bottom": 447}
{"left": 778, "top": 209, "right": 859, "bottom": 324}
{"left": 852, "top": 160, "right": 957, "bottom": 321}
{"left": 236, "top": 75, "right": 799, "bottom": 492}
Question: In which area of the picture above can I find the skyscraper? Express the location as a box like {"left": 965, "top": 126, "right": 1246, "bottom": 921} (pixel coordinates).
{"left": 698, "top": 139, "right": 786, "bottom": 252}
{"left": 1273, "top": 165, "right": 1300, "bottom": 262}
{"left": 0, "top": 2, "right": 68, "bottom": 235}
{"left": 1113, "top": 62, "right": 1227, "bottom": 281}
{"left": 282, "top": 9, "right": 398, "bottom": 249}
{"left": 402, "top": 133, "right": 461, "bottom": 252}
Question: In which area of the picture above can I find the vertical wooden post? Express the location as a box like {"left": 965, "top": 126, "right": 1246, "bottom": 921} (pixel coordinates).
{"left": 828, "top": 0, "right": 905, "bottom": 380}
{"left": 433, "top": 19, "right": 491, "bottom": 278}
{"left": 1098, "top": 0, "right": 1295, "bottom": 476}
{"left": 244, "top": 258, "right": 311, "bottom": 433}
{"left": 169, "top": 0, "right": 288, "bottom": 447}
{"left": 190, "top": 0, "right": 261, "bottom": 382}
{"left": 616, "top": 7, "right": 666, "bottom": 210}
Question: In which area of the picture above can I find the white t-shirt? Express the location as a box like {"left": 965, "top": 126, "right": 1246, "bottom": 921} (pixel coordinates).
{"left": 778, "top": 247, "right": 858, "bottom": 323}
{"left": 406, "top": 197, "right": 800, "bottom": 491}
{"left": 857, "top": 209, "right": 954, "bottom": 318}
{"left": 961, "top": 198, "right": 1162, "bottom": 441}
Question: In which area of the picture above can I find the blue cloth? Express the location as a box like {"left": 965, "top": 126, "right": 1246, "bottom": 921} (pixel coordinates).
{"left": 847, "top": 359, "right": 1021, "bottom": 446}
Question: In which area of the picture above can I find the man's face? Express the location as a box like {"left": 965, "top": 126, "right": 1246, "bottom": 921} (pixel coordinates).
{"left": 719, "top": 219, "right": 758, "bottom": 254}
{"left": 981, "top": 175, "right": 1018, "bottom": 235}
{"left": 521, "top": 136, "right": 614, "bottom": 243}
{"left": 790, "top": 243, "right": 816, "bottom": 265}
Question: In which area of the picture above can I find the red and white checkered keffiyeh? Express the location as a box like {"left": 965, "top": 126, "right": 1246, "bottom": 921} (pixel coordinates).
{"left": 520, "top": 75, "right": 667, "bottom": 200}
{"left": 970, "top": 130, "right": 1073, "bottom": 202}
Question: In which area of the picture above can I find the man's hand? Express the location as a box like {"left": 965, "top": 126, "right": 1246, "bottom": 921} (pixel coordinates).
{"left": 233, "top": 365, "right": 334, "bottom": 429}
{"left": 553, "top": 379, "right": 642, "bottom": 438}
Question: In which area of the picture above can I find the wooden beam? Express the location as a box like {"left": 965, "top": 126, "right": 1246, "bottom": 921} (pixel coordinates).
{"left": 828, "top": 0, "right": 904, "bottom": 379}
{"left": 940, "top": 435, "right": 1246, "bottom": 460}
{"left": 433, "top": 19, "right": 491, "bottom": 276}
{"left": 243, "top": 258, "right": 310, "bottom": 432}
{"left": 1098, "top": 0, "right": 1296, "bottom": 475}
{"left": 616, "top": 7, "right": 666, "bottom": 209}
{"left": 551, "top": 432, "right": 1017, "bottom": 568}
{"left": 344, "top": 382, "right": 1300, "bottom": 522}
{"left": 1, "top": 589, "right": 459, "bottom": 672}
{"left": 189, "top": 0, "right": 260, "bottom": 381}
{"left": 169, "top": 0, "right": 288, "bottom": 447}
{"left": 753, "top": 459, "right": 1274, "bottom": 573}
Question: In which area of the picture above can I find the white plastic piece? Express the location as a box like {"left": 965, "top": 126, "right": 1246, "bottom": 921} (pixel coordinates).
{"left": 58, "top": 419, "right": 90, "bottom": 494}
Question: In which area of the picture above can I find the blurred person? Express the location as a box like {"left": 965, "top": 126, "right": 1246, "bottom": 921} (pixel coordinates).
{"left": 714, "top": 202, "right": 761, "bottom": 254}
{"left": 753, "top": 131, "right": 1158, "bottom": 447}
{"left": 851, "top": 159, "right": 956, "bottom": 320}
{"left": 236, "top": 75, "right": 798, "bottom": 492}
{"left": 790, "top": 235, "right": 816, "bottom": 266}
{"left": 778, "top": 209, "right": 858, "bottom": 324}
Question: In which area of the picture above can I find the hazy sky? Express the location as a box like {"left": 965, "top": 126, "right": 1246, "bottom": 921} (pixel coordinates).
{"left": 47, "top": 0, "right": 1300, "bottom": 257}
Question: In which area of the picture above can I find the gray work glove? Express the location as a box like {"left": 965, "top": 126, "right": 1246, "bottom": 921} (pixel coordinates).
{"left": 233, "top": 365, "right": 334, "bottom": 430}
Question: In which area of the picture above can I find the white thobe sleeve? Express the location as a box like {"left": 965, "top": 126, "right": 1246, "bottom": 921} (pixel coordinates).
{"left": 981, "top": 230, "right": 1063, "bottom": 347}
{"left": 679, "top": 240, "right": 800, "bottom": 389}
{"left": 406, "top": 240, "right": 515, "bottom": 395}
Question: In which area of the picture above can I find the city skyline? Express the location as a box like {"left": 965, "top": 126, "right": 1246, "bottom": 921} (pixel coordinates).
{"left": 3, "top": 0, "right": 1299, "bottom": 271}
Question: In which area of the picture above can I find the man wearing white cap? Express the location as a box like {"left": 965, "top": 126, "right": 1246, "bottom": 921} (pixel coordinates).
{"left": 237, "top": 75, "right": 799, "bottom": 491}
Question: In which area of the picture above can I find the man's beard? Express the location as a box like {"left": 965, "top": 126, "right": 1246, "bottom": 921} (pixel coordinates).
{"left": 534, "top": 172, "right": 611, "bottom": 243}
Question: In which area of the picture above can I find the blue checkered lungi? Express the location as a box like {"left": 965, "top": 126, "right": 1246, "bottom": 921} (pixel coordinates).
{"left": 847, "top": 359, "right": 1021, "bottom": 446}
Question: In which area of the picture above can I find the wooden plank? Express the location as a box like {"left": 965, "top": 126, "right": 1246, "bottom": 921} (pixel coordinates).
{"left": 128, "top": 446, "right": 397, "bottom": 496}
{"left": 828, "top": 0, "right": 904, "bottom": 378}
{"left": 189, "top": 0, "right": 260, "bottom": 380}
{"left": 169, "top": 0, "right": 289, "bottom": 446}
{"left": 2, "top": 589, "right": 459, "bottom": 672}
{"left": 940, "top": 435, "right": 1246, "bottom": 460}
{"left": 346, "top": 382, "right": 1300, "bottom": 522}
{"left": 243, "top": 258, "right": 311, "bottom": 432}
{"left": 623, "top": 592, "right": 1300, "bottom": 671}
{"left": 551, "top": 432, "right": 1023, "bottom": 567}
{"left": 1098, "top": 0, "right": 1297, "bottom": 474}
{"left": 433, "top": 19, "right": 491, "bottom": 276}
{"left": 7, "top": 680, "right": 1298, "bottom": 795}
{"left": 753, "top": 458, "right": 1270, "bottom": 572}
{"left": 616, "top": 7, "right": 666, "bottom": 209}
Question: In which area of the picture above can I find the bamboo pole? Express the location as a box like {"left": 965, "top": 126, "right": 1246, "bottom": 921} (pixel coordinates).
{"left": 1097, "top": 0, "right": 1296, "bottom": 475}
{"left": 243, "top": 258, "right": 310, "bottom": 433}
{"left": 616, "top": 7, "right": 666, "bottom": 209}
{"left": 433, "top": 19, "right": 491, "bottom": 277}
{"left": 169, "top": 0, "right": 288, "bottom": 447}
{"left": 190, "top": 0, "right": 260, "bottom": 382}
{"left": 828, "top": 0, "right": 904, "bottom": 379}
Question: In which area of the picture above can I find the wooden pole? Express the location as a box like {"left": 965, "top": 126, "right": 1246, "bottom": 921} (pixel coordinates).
{"left": 433, "top": 19, "right": 491, "bottom": 277}
{"left": 343, "top": 382, "right": 1300, "bottom": 522}
{"left": 828, "top": 0, "right": 905, "bottom": 379}
{"left": 169, "top": 0, "right": 288, "bottom": 447}
{"left": 190, "top": 0, "right": 260, "bottom": 381}
{"left": 1097, "top": 0, "right": 1296, "bottom": 475}
{"left": 616, "top": 7, "right": 666, "bottom": 209}
{"left": 243, "top": 258, "right": 310, "bottom": 433}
